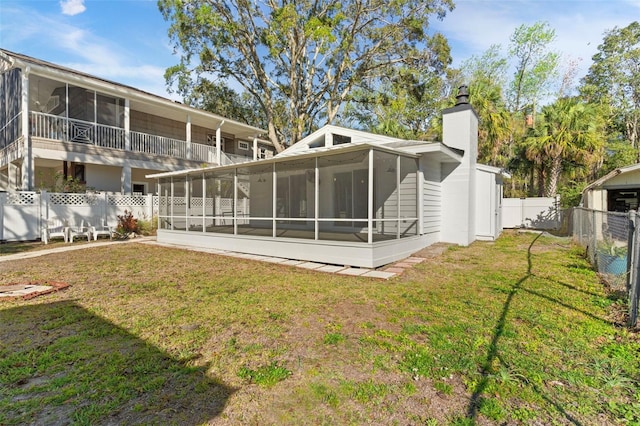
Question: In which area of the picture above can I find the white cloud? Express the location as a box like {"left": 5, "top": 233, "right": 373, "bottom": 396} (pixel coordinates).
{"left": 0, "top": 4, "right": 174, "bottom": 98}
{"left": 60, "top": 0, "right": 86, "bottom": 16}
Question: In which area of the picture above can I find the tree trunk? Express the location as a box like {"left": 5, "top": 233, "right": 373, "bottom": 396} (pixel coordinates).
{"left": 268, "top": 122, "right": 285, "bottom": 153}
{"left": 537, "top": 164, "right": 545, "bottom": 197}
{"left": 545, "top": 156, "right": 562, "bottom": 197}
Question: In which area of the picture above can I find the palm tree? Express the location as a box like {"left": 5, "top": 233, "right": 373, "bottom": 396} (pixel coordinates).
{"left": 524, "top": 97, "right": 605, "bottom": 197}
{"left": 468, "top": 80, "right": 512, "bottom": 167}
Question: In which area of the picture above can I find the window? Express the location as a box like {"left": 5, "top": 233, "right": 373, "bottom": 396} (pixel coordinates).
{"left": 333, "top": 134, "right": 351, "bottom": 145}
{"left": 132, "top": 183, "right": 147, "bottom": 195}
{"left": 73, "top": 164, "right": 85, "bottom": 183}
{"left": 238, "top": 141, "right": 250, "bottom": 151}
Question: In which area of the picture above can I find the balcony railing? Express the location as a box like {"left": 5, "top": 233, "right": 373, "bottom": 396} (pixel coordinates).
{"left": 30, "top": 112, "right": 125, "bottom": 150}
{"left": 28, "top": 111, "right": 252, "bottom": 165}
{"left": 130, "top": 131, "right": 188, "bottom": 158}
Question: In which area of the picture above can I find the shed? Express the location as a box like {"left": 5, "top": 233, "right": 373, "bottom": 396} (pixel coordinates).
{"left": 582, "top": 163, "right": 640, "bottom": 212}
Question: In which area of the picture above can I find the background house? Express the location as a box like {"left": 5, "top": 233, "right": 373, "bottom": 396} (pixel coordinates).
{"left": 0, "top": 49, "right": 274, "bottom": 194}
{"left": 150, "top": 88, "right": 508, "bottom": 268}
{"left": 582, "top": 163, "right": 640, "bottom": 212}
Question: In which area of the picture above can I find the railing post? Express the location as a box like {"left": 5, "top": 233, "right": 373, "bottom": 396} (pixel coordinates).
{"left": 124, "top": 99, "right": 130, "bottom": 151}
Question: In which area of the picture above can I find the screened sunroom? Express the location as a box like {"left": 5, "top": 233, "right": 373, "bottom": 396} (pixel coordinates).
{"left": 153, "top": 143, "right": 426, "bottom": 267}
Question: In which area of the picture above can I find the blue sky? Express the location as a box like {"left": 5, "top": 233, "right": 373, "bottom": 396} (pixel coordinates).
{"left": 0, "top": 0, "right": 638, "bottom": 101}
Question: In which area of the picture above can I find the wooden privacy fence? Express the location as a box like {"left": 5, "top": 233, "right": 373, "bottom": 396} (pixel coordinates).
{"left": 0, "top": 191, "right": 157, "bottom": 242}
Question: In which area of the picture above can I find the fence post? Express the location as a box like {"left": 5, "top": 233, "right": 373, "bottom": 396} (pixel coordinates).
{"left": 627, "top": 211, "right": 636, "bottom": 294}
{"left": 578, "top": 208, "right": 583, "bottom": 245}
{"left": 592, "top": 209, "right": 598, "bottom": 265}
{"left": 146, "top": 194, "right": 153, "bottom": 219}
{"left": 555, "top": 195, "right": 561, "bottom": 230}
{"left": 0, "top": 192, "right": 5, "bottom": 241}
{"left": 630, "top": 212, "right": 640, "bottom": 328}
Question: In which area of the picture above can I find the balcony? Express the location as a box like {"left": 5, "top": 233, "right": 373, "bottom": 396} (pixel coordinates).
{"left": 27, "top": 111, "right": 253, "bottom": 165}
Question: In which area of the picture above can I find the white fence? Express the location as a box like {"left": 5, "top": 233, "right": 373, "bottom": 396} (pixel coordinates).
{"left": 502, "top": 197, "right": 561, "bottom": 230}
{"left": 0, "top": 191, "right": 157, "bottom": 242}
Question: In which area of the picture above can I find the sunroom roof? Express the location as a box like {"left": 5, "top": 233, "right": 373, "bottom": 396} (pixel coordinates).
{"left": 146, "top": 142, "right": 462, "bottom": 178}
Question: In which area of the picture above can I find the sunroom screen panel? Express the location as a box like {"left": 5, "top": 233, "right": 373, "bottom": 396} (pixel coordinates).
{"left": 317, "top": 150, "right": 369, "bottom": 220}
{"left": 237, "top": 163, "right": 273, "bottom": 235}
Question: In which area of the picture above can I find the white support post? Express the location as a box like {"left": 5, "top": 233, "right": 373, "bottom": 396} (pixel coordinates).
{"left": 253, "top": 136, "right": 258, "bottom": 161}
{"left": 368, "top": 149, "right": 374, "bottom": 244}
{"left": 202, "top": 172, "right": 206, "bottom": 232}
{"left": 185, "top": 176, "right": 190, "bottom": 229}
{"left": 233, "top": 169, "right": 238, "bottom": 235}
{"left": 186, "top": 115, "right": 192, "bottom": 160}
{"left": 417, "top": 161, "right": 424, "bottom": 235}
{"left": 21, "top": 67, "right": 32, "bottom": 190}
{"left": 272, "top": 163, "right": 277, "bottom": 238}
{"left": 396, "top": 155, "right": 400, "bottom": 240}
{"left": 170, "top": 177, "right": 174, "bottom": 230}
{"left": 124, "top": 99, "right": 130, "bottom": 151}
{"left": 216, "top": 121, "right": 224, "bottom": 165}
{"left": 121, "top": 165, "right": 131, "bottom": 194}
{"left": 315, "top": 157, "right": 319, "bottom": 240}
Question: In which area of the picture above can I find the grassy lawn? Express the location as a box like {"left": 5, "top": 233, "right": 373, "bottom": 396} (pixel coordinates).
{"left": 1, "top": 231, "right": 638, "bottom": 425}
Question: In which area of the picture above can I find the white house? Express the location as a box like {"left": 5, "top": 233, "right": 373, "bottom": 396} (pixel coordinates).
{"left": 149, "top": 88, "right": 508, "bottom": 268}
{"left": 582, "top": 163, "right": 640, "bottom": 212}
{"left": 0, "top": 49, "right": 275, "bottom": 195}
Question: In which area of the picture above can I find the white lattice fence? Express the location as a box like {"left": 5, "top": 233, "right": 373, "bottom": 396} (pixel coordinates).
{"left": 1, "top": 191, "right": 159, "bottom": 241}
{"left": 106, "top": 194, "right": 154, "bottom": 222}
{"left": 0, "top": 191, "right": 41, "bottom": 241}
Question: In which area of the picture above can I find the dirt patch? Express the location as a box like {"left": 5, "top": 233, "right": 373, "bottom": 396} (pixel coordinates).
{"left": 412, "top": 242, "right": 454, "bottom": 258}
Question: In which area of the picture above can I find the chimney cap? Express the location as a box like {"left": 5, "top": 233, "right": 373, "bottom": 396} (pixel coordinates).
{"left": 455, "top": 85, "right": 470, "bottom": 106}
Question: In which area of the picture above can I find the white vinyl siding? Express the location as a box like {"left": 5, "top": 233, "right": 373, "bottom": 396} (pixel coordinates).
{"left": 422, "top": 158, "right": 441, "bottom": 235}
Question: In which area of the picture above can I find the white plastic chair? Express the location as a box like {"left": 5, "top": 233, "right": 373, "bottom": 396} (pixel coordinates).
{"left": 68, "top": 220, "right": 91, "bottom": 242}
{"left": 42, "top": 218, "right": 68, "bottom": 244}
{"left": 90, "top": 218, "right": 114, "bottom": 240}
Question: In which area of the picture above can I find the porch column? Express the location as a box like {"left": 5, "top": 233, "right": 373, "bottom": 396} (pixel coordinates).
{"left": 186, "top": 115, "right": 192, "bottom": 160}
{"left": 314, "top": 157, "right": 319, "bottom": 240}
{"left": 20, "top": 67, "right": 32, "bottom": 190}
{"left": 368, "top": 148, "right": 374, "bottom": 244}
{"left": 272, "top": 163, "right": 276, "bottom": 237}
{"left": 233, "top": 169, "right": 238, "bottom": 235}
{"left": 121, "top": 165, "right": 131, "bottom": 194}
{"left": 253, "top": 136, "right": 258, "bottom": 161}
{"left": 417, "top": 162, "right": 425, "bottom": 235}
{"left": 216, "top": 121, "right": 224, "bottom": 165}
{"left": 124, "top": 99, "right": 130, "bottom": 151}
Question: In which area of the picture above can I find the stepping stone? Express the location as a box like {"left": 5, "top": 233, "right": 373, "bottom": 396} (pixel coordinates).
{"left": 338, "top": 268, "right": 370, "bottom": 276}
{"left": 363, "top": 270, "right": 396, "bottom": 279}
